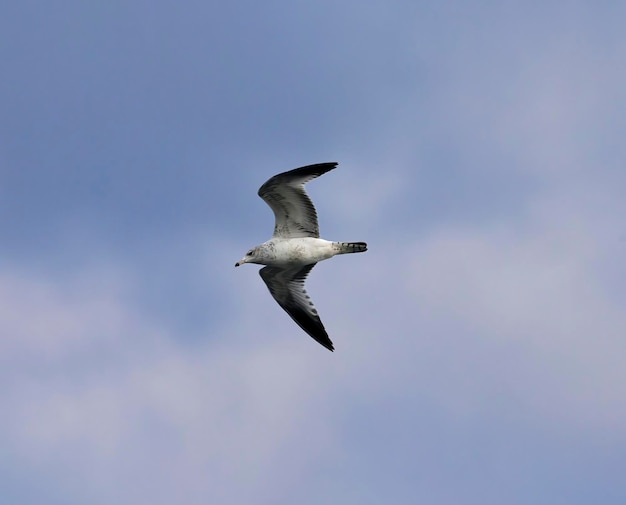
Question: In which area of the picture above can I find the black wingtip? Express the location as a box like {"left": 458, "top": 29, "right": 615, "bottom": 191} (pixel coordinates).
{"left": 314, "top": 333, "right": 335, "bottom": 352}
{"left": 318, "top": 338, "right": 335, "bottom": 352}
{"left": 257, "top": 162, "right": 338, "bottom": 200}
{"left": 275, "top": 162, "right": 338, "bottom": 180}
{"left": 276, "top": 292, "right": 335, "bottom": 352}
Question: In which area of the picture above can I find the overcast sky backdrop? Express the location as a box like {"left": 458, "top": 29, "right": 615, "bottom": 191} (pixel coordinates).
{"left": 2, "top": 1, "right": 626, "bottom": 504}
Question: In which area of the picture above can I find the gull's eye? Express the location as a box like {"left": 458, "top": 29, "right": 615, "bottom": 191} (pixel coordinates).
{"left": 246, "top": 250, "right": 253, "bottom": 256}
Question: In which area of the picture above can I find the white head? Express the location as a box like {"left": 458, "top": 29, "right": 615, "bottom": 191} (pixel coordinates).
{"left": 235, "top": 247, "right": 259, "bottom": 267}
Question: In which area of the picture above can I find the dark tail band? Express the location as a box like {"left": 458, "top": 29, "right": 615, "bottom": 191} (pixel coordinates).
{"left": 336, "top": 242, "right": 368, "bottom": 254}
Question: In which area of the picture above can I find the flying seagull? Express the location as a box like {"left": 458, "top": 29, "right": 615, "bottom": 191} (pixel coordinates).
{"left": 235, "top": 162, "right": 367, "bottom": 351}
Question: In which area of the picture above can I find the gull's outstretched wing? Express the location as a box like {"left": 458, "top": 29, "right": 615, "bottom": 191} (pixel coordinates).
{"left": 259, "top": 263, "right": 334, "bottom": 351}
{"left": 258, "top": 162, "right": 337, "bottom": 238}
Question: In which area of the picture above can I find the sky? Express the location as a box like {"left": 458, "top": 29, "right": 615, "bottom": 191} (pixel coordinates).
{"left": 2, "top": 1, "right": 626, "bottom": 503}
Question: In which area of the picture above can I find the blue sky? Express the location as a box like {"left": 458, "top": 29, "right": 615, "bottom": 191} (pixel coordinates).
{"left": 2, "top": 1, "right": 626, "bottom": 504}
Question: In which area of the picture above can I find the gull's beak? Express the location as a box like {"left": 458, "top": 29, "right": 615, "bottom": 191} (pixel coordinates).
{"left": 235, "top": 258, "right": 245, "bottom": 267}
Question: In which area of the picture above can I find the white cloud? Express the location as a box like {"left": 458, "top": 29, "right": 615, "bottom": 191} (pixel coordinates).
{"left": 402, "top": 190, "right": 626, "bottom": 434}
{"left": 0, "top": 267, "right": 137, "bottom": 363}
{"left": 1, "top": 264, "right": 343, "bottom": 504}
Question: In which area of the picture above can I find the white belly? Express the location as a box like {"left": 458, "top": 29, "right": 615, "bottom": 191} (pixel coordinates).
{"left": 265, "top": 237, "right": 336, "bottom": 265}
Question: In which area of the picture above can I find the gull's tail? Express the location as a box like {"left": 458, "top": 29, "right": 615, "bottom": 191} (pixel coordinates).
{"left": 334, "top": 242, "right": 368, "bottom": 254}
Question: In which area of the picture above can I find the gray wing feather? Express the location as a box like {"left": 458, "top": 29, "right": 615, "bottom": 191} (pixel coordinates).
{"left": 259, "top": 263, "right": 334, "bottom": 351}
{"left": 258, "top": 162, "right": 337, "bottom": 238}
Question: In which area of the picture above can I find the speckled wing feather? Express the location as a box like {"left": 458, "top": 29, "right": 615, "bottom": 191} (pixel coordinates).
{"left": 258, "top": 162, "right": 337, "bottom": 238}
{"left": 259, "top": 263, "right": 334, "bottom": 351}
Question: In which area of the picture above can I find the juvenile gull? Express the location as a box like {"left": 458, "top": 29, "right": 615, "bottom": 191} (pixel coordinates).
{"left": 235, "top": 162, "right": 367, "bottom": 351}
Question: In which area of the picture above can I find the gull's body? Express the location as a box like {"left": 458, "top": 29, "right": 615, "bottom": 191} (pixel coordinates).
{"left": 235, "top": 162, "right": 367, "bottom": 351}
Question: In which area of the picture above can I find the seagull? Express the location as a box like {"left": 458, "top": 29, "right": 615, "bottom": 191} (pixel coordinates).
{"left": 235, "top": 162, "right": 367, "bottom": 351}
